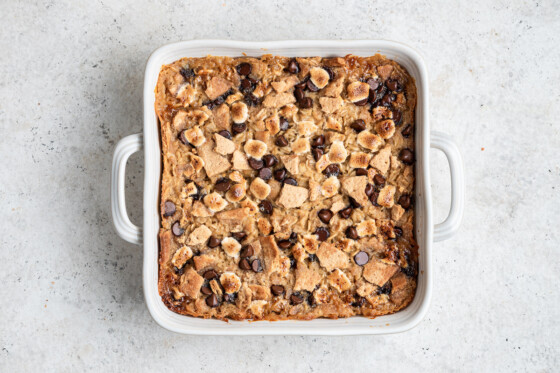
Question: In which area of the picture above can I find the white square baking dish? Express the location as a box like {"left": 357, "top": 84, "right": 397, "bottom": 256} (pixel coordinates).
{"left": 111, "top": 40, "right": 464, "bottom": 335}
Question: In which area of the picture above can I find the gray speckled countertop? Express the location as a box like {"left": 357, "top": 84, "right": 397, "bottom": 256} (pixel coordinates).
{"left": 1, "top": 1, "right": 559, "bottom": 371}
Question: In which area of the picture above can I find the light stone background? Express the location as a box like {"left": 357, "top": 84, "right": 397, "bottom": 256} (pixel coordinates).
{"left": 1, "top": 0, "right": 559, "bottom": 371}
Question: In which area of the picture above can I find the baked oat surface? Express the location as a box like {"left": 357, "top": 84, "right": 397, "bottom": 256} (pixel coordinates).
{"left": 155, "top": 54, "right": 418, "bottom": 320}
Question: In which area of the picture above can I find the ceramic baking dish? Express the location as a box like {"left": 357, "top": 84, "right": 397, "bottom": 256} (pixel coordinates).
{"left": 111, "top": 40, "right": 464, "bottom": 335}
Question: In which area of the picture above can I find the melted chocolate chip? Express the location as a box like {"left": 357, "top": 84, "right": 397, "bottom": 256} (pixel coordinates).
{"left": 399, "top": 148, "right": 415, "bottom": 164}
{"left": 283, "top": 177, "right": 297, "bottom": 186}
{"left": 287, "top": 59, "right": 300, "bottom": 74}
{"left": 299, "top": 97, "right": 313, "bottom": 109}
{"left": 312, "top": 148, "right": 324, "bottom": 161}
{"left": 200, "top": 285, "right": 212, "bottom": 295}
{"left": 277, "top": 239, "right": 292, "bottom": 249}
{"left": 251, "top": 259, "right": 263, "bottom": 273}
{"left": 355, "top": 168, "right": 368, "bottom": 176}
{"left": 370, "top": 191, "right": 380, "bottom": 206}
{"left": 279, "top": 116, "right": 289, "bottom": 131}
{"left": 349, "top": 197, "right": 362, "bottom": 208}
{"left": 386, "top": 79, "right": 399, "bottom": 91}
{"left": 258, "top": 167, "right": 272, "bottom": 180}
{"left": 259, "top": 200, "right": 273, "bottom": 215}
{"left": 206, "top": 294, "right": 220, "bottom": 307}
{"left": 294, "top": 87, "right": 305, "bottom": 102}
{"left": 352, "top": 296, "right": 366, "bottom": 307}
{"left": 179, "top": 130, "right": 190, "bottom": 146}
{"left": 290, "top": 293, "right": 304, "bottom": 305}
{"left": 290, "top": 232, "right": 298, "bottom": 241}
{"left": 392, "top": 110, "right": 402, "bottom": 125}
{"left": 402, "top": 263, "right": 416, "bottom": 277}
{"left": 318, "top": 209, "right": 334, "bottom": 224}
{"left": 237, "top": 62, "right": 252, "bottom": 76}
{"left": 366, "top": 78, "right": 379, "bottom": 91}
{"left": 232, "top": 232, "right": 247, "bottom": 242}
{"left": 214, "top": 178, "right": 232, "bottom": 192}
{"left": 308, "top": 254, "right": 317, "bottom": 262}
{"left": 398, "top": 194, "right": 412, "bottom": 209}
{"left": 203, "top": 269, "right": 218, "bottom": 280}
{"left": 224, "top": 293, "right": 237, "bottom": 303}
{"left": 338, "top": 206, "right": 353, "bottom": 219}
{"left": 323, "top": 164, "right": 340, "bottom": 177}
{"left": 273, "top": 168, "right": 287, "bottom": 181}
{"left": 354, "top": 251, "right": 369, "bottom": 266}
{"left": 310, "top": 135, "right": 325, "bottom": 148}
{"left": 378, "top": 282, "right": 392, "bottom": 295}
{"left": 239, "top": 258, "right": 252, "bottom": 270}
{"left": 244, "top": 94, "right": 261, "bottom": 107}
{"left": 401, "top": 124, "right": 413, "bottom": 138}
{"left": 315, "top": 227, "right": 330, "bottom": 241}
{"left": 180, "top": 67, "right": 195, "bottom": 80}
{"left": 275, "top": 135, "right": 289, "bottom": 147}
{"left": 172, "top": 222, "right": 184, "bottom": 236}
{"left": 365, "top": 183, "right": 375, "bottom": 197}
{"left": 217, "top": 129, "right": 232, "bottom": 140}
{"left": 354, "top": 98, "right": 369, "bottom": 106}
{"left": 394, "top": 226, "right": 403, "bottom": 237}
{"left": 346, "top": 226, "right": 359, "bottom": 240}
{"left": 306, "top": 79, "right": 319, "bottom": 92}
{"left": 289, "top": 255, "right": 296, "bottom": 268}
{"left": 324, "top": 66, "right": 335, "bottom": 80}
{"left": 240, "top": 245, "right": 254, "bottom": 258}
{"left": 232, "top": 122, "right": 247, "bottom": 135}
{"left": 163, "top": 201, "right": 176, "bottom": 217}
{"left": 373, "top": 174, "right": 386, "bottom": 186}
{"left": 271, "top": 285, "right": 285, "bottom": 296}
{"left": 248, "top": 158, "right": 264, "bottom": 170}
{"left": 350, "top": 119, "right": 366, "bottom": 132}
{"left": 240, "top": 78, "right": 254, "bottom": 93}
{"left": 207, "top": 236, "right": 221, "bottom": 248}
{"left": 263, "top": 154, "right": 278, "bottom": 167}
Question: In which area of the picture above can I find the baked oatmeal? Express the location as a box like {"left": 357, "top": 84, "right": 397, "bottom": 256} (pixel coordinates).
{"left": 155, "top": 54, "right": 417, "bottom": 320}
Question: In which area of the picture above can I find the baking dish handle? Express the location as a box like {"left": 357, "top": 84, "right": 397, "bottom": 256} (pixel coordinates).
{"left": 111, "top": 133, "right": 143, "bottom": 245}
{"left": 431, "top": 131, "right": 464, "bottom": 242}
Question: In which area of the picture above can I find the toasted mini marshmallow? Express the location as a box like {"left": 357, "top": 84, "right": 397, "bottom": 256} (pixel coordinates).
{"left": 297, "top": 121, "right": 318, "bottom": 137}
{"left": 315, "top": 154, "right": 330, "bottom": 172}
{"left": 335, "top": 238, "right": 354, "bottom": 253}
{"left": 184, "top": 182, "right": 198, "bottom": 197}
{"left": 265, "top": 114, "right": 280, "bottom": 135}
{"left": 357, "top": 131, "right": 383, "bottom": 151}
{"left": 172, "top": 111, "right": 187, "bottom": 130}
{"left": 231, "top": 101, "right": 248, "bottom": 124}
{"left": 348, "top": 152, "right": 372, "bottom": 169}
{"left": 325, "top": 116, "right": 342, "bottom": 132}
{"left": 377, "top": 185, "right": 396, "bottom": 208}
{"left": 257, "top": 217, "right": 272, "bottom": 235}
{"left": 356, "top": 219, "right": 378, "bottom": 237}
{"left": 203, "top": 192, "right": 228, "bottom": 212}
{"left": 229, "top": 170, "right": 245, "bottom": 184}
{"left": 221, "top": 237, "right": 242, "bottom": 258}
{"left": 375, "top": 119, "right": 396, "bottom": 139}
{"left": 250, "top": 177, "right": 271, "bottom": 200}
{"left": 328, "top": 140, "right": 347, "bottom": 163}
{"left": 291, "top": 243, "right": 307, "bottom": 262}
{"left": 303, "top": 235, "right": 319, "bottom": 254}
{"left": 240, "top": 199, "right": 259, "bottom": 215}
{"left": 244, "top": 139, "right": 267, "bottom": 159}
{"left": 313, "top": 284, "right": 329, "bottom": 304}
{"left": 277, "top": 256, "right": 291, "bottom": 277}
{"left": 226, "top": 183, "right": 246, "bottom": 202}
{"left": 372, "top": 106, "right": 393, "bottom": 121}
{"left": 190, "top": 154, "right": 205, "bottom": 172}
{"left": 321, "top": 176, "right": 340, "bottom": 198}
{"left": 220, "top": 272, "right": 242, "bottom": 294}
{"left": 248, "top": 300, "right": 268, "bottom": 318}
{"left": 183, "top": 126, "right": 206, "bottom": 147}
{"left": 328, "top": 269, "right": 352, "bottom": 292}
{"left": 292, "top": 138, "right": 310, "bottom": 154}
{"left": 309, "top": 67, "right": 330, "bottom": 89}
{"left": 347, "top": 82, "right": 370, "bottom": 103}
{"left": 171, "top": 245, "right": 193, "bottom": 268}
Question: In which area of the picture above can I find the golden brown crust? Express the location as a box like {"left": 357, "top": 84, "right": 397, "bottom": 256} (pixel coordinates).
{"left": 155, "top": 54, "right": 418, "bottom": 321}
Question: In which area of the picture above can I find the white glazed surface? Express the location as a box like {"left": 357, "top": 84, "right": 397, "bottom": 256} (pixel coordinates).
{"left": 1, "top": 1, "right": 559, "bottom": 370}
{"left": 140, "top": 40, "right": 435, "bottom": 335}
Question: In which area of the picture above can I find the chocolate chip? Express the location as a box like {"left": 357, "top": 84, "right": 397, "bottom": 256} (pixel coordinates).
{"left": 275, "top": 135, "right": 289, "bottom": 147}
{"left": 401, "top": 124, "right": 413, "bottom": 138}
{"left": 240, "top": 245, "right": 254, "bottom": 258}
{"left": 338, "top": 206, "right": 352, "bottom": 219}
{"left": 279, "top": 116, "right": 289, "bottom": 131}
{"left": 259, "top": 200, "right": 273, "bottom": 215}
{"left": 378, "top": 282, "right": 392, "bottom": 295}
{"left": 398, "top": 194, "right": 412, "bottom": 209}
{"left": 208, "top": 236, "right": 221, "bottom": 248}
{"left": 346, "top": 226, "right": 359, "bottom": 240}
{"left": 354, "top": 98, "right": 369, "bottom": 106}
{"left": 258, "top": 167, "right": 272, "bottom": 181}
{"left": 381, "top": 94, "right": 394, "bottom": 106}
{"left": 203, "top": 269, "right": 218, "bottom": 280}
{"left": 237, "top": 62, "right": 252, "bottom": 76}
{"left": 399, "top": 148, "right": 415, "bottom": 164}
{"left": 295, "top": 80, "right": 307, "bottom": 90}
{"left": 240, "top": 78, "right": 254, "bottom": 93}
{"left": 251, "top": 259, "right": 263, "bottom": 273}
{"left": 180, "top": 67, "right": 195, "bottom": 80}
{"left": 324, "top": 66, "right": 335, "bottom": 80}
{"left": 290, "top": 293, "right": 304, "bottom": 305}
{"left": 392, "top": 110, "right": 402, "bottom": 125}
{"left": 315, "top": 227, "right": 330, "bottom": 241}
{"left": 312, "top": 148, "right": 324, "bottom": 161}
{"left": 244, "top": 94, "right": 261, "bottom": 107}
{"left": 217, "top": 130, "right": 232, "bottom": 140}
{"left": 290, "top": 232, "right": 298, "bottom": 241}
{"left": 366, "top": 78, "right": 379, "bottom": 91}
{"left": 206, "top": 294, "right": 219, "bottom": 308}
{"left": 163, "top": 201, "right": 176, "bottom": 217}
{"left": 299, "top": 97, "right": 313, "bottom": 109}
{"left": 273, "top": 168, "right": 286, "bottom": 181}
{"left": 308, "top": 254, "right": 317, "bottom": 262}
{"left": 271, "top": 285, "right": 285, "bottom": 296}
{"left": 248, "top": 157, "right": 264, "bottom": 170}
{"left": 310, "top": 135, "right": 325, "bottom": 148}
{"left": 232, "top": 232, "right": 247, "bottom": 242}
{"left": 287, "top": 59, "right": 300, "bottom": 74}
{"left": 394, "top": 226, "right": 403, "bottom": 237}
{"left": 349, "top": 197, "right": 362, "bottom": 208}
{"left": 172, "top": 222, "right": 184, "bottom": 236}
{"left": 283, "top": 177, "right": 297, "bottom": 186}
{"left": 232, "top": 122, "right": 247, "bottom": 135}
{"left": 173, "top": 266, "right": 185, "bottom": 276}
{"left": 355, "top": 168, "right": 368, "bottom": 176}
{"left": 354, "top": 251, "right": 369, "bottom": 266}
{"left": 352, "top": 296, "right": 366, "bottom": 307}
{"left": 224, "top": 293, "right": 237, "bottom": 303}
{"left": 373, "top": 174, "right": 386, "bottom": 186}
{"left": 201, "top": 285, "right": 212, "bottom": 295}
{"left": 307, "top": 79, "right": 319, "bottom": 92}
{"left": 318, "top": 209, "right": 334, "bottom": 224}
{"left": 386, "top": 79, "right": 398, "bottom": 91}
{"left": 365, "top": 183, "right": 375, "bottom": 197}
{"left": 289, "top": 255, "right": 296, "bottom": 268}
{"left": 277, "top": 239, "right": 292, "bottom": 249}
{"left": 307, "top": 293, "right": 317, "bottom": 307}
{"left": 263, "top": 154, "right": 278, "bottom": 167}
{"left": 215, "top": 178, "right": 232, "bottom": 192}
{"left": 350, "top": 119, "right": 366, "bottom": 132}
{"left": 179, "top": 130, "right": 190, "bottom": 146}
{"left": 239, "top": 258, "right": 252, "bottom": 270}
{"left": 370, "top": 191, "right": 380, "bottom": 206}
{"left": 323, "top": 164, "right": 340, "bottom": 177}
{"left": 294, "top": 87, "right": 305, "bottom": 102}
